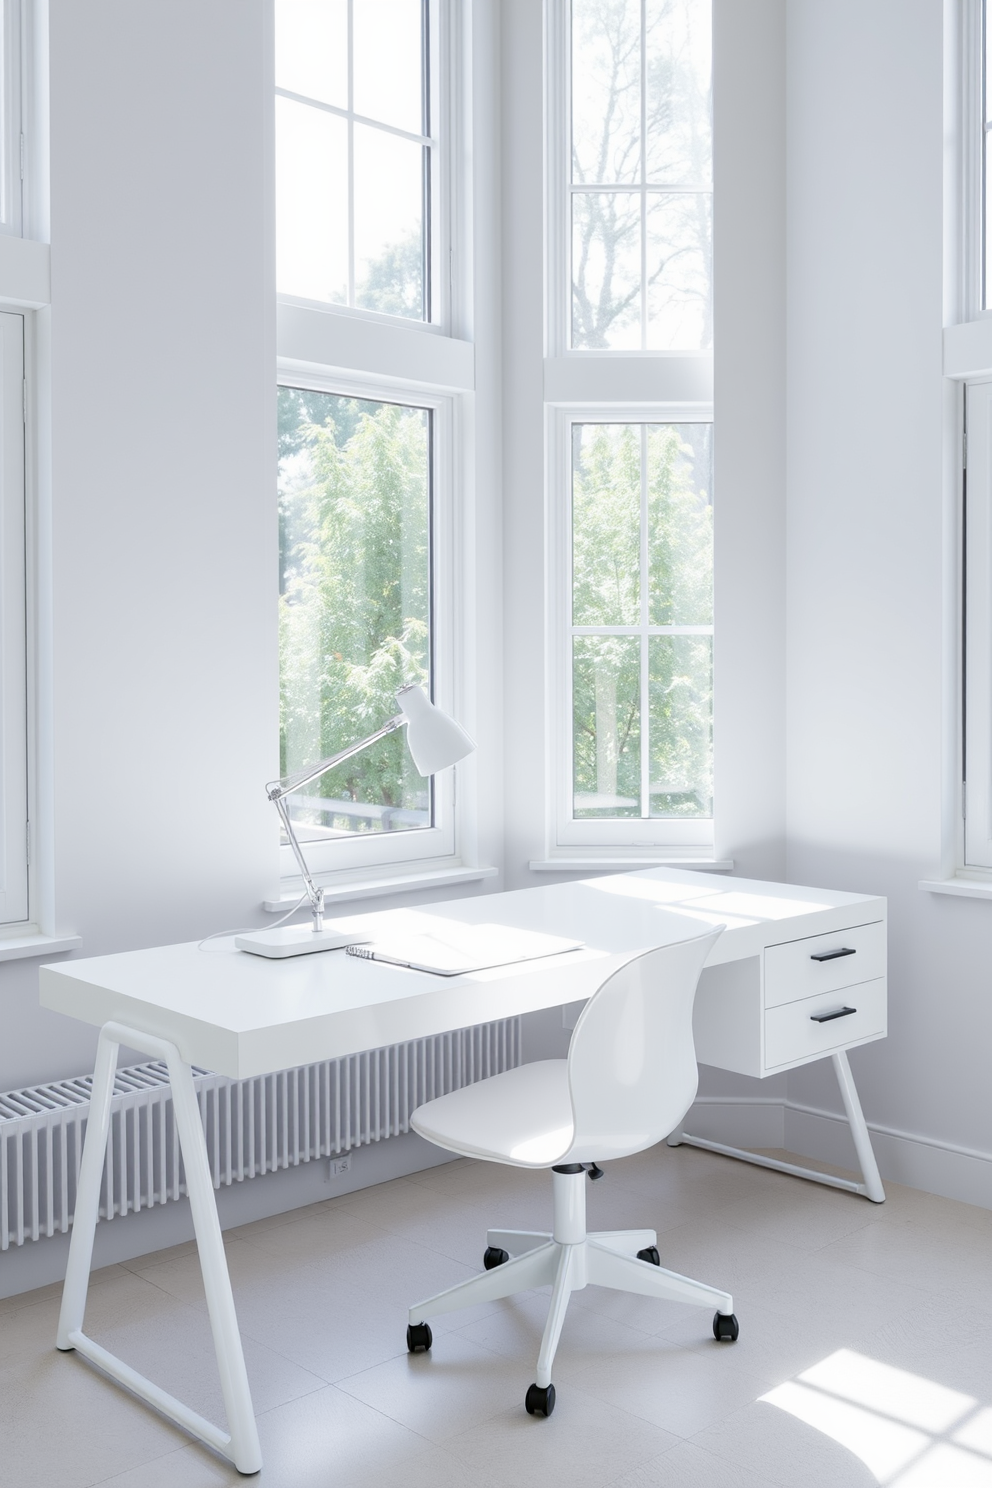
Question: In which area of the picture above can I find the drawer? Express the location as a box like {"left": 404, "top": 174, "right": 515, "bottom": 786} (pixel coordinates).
{"left": 764, "top": 978, "right": 886, "bottom": 1070}
{"left": 763, "top": 920, "right": 885, "bottom": 1009}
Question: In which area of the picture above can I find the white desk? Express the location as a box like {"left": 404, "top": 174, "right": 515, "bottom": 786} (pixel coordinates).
{"left": 39, "top": 866, "right": 887, "bottom": 1474}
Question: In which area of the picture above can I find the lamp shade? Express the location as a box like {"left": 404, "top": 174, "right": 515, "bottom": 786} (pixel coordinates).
{"left": 396, "top": 685, "right": 475, "bottom": 776}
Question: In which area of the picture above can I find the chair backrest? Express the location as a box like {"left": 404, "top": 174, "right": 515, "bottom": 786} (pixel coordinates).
{"left": 563, "top": 928, "right": 723, "bottom": 1163}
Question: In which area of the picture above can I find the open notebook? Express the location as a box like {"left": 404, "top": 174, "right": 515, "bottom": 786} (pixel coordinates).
{"left": 346, "top": 923, "right": 584, "bottom": 977}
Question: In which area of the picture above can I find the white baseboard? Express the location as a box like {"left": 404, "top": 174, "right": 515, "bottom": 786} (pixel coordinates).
{"left": 680, "top": 1095, "right": 784, "bottom": 1150}
{"left": 0, "top": 1130, "right": 457, "bottom": 1301}
{"left": 684, "top": 1096, "right": 992, "bottom": 1211}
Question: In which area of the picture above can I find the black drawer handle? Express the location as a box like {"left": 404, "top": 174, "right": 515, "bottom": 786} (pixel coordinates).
{"left": 810, "top": 947, "right": 856, "bottom": 962}
{"left": 810, "top": 1006, "right": 857, "bottom": 1024}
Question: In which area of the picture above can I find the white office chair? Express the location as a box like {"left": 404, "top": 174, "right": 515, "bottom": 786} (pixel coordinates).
{"left": 405, "top": 928, "right": 739, "bottom": 1417}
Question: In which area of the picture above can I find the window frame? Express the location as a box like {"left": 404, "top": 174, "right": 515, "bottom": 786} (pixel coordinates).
{"left": 275, "top": 360, "right": 461, "bottom": 883}
{"left": 962, "top": 379, "right": 992, "bottom": 870}
{"left": 543, "top": 3, "right": 716, "bottom": 867}
{"left": 271, "top": 0, "right": 482, "bottom": 898}
{"left": 274, "top": 0, "right": 452, "bottom": 336}
{"left": 547, "top": 400, "right": 714, "bottom": 853}
{"left": 0, "top": 310, "right": 27, "bottom": 923}
{"left": 942, "top": 4, "right": 992, "bottom": 883}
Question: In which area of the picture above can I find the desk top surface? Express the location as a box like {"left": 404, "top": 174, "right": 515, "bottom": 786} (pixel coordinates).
{"left": 39, "top": 867, "right": 885, "bottom": 1079}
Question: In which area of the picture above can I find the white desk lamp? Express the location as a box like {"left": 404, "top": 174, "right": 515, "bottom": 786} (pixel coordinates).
{"left": 236, "top": 684, "right": 475, "bottom": 959}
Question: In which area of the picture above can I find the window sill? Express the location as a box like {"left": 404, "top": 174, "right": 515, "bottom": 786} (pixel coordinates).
{"left": 263, "top": 864, "right": 498, "bottom": 913}
{"left": 528, "top": 858, "right": 734, "bottom": 873}
{"left": 919, "top": 876, "right": 992, "bottom": 900}
{"left": 0, "top": 930, "right": 81, "bottom": 963}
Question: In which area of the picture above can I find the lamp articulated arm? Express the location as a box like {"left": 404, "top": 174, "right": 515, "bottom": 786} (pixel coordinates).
{"left": 262, "top": 685, "right": 475, "bottom": 945}
{"left": 266, "top": 714, "right": 407, "bottom": 935}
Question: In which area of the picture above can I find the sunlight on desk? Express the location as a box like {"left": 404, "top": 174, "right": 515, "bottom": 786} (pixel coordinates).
{"left": 762, "top": 1349, "right": 992, "bottom": 1485}
{"left": 587, "top": 876, "right": 717, "bottom": 904}
{"left": 692, "top": 890, "right": 834, "bottom": 920}
{"left": 654, "top": 905, "right": 758, "bottom": 931}
{"left": 588, "top": 875, "right": 833, "bottom": 924}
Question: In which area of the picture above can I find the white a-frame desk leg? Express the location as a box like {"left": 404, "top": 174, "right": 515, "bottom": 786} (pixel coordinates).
{"left": 670, "top": 1050, "right": 886, "bottom": 1204}
{"left": 56, "top": 1021, "right": 262, "bottom": 1475}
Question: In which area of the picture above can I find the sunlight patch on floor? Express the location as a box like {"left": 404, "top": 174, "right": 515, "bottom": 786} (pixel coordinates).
{"left": 762, "top": 1349, "right": 992, "bottom": 1486}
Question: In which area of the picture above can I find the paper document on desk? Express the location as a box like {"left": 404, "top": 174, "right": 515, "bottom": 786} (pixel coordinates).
{"left": 346, "top": 923, "right": 584, "bottom": 976}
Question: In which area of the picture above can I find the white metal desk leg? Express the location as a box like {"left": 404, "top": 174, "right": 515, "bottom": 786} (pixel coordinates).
{"left": 163, "top": 1039, "right": 262, "bottom": 1469}
{"left": 57, "top": 1026, "right": 120, "bottom": 1350}
{"left": 832, "top": 1050, "right": 885, "bottom": 1203}
{"left": 55, "top": 1021, "right": 262, "bottom": 1474}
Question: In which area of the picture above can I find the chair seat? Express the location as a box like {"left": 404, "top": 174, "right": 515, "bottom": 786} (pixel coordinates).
{"left": 411, "top": 1060, "right": 574, "bottom": 1167}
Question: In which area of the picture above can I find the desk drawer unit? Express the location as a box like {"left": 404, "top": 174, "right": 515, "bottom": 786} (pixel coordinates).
{"left": 764, "top": 978, "right": 886, "bottom": 1070}
{"left": 763, "top": 920, "right": 885, "bottom": 1009}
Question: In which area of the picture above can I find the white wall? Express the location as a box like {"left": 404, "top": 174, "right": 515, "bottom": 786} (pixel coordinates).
{"left": 499, "top": 0, "right": 546, "bottom": 891}
{"left": 784, "top": 0, "right": 992, "bottom": 1205}
{"left": 1, "top": 0, "right": 279, "bottom": 1093}
{"left": 712, "top": 0, "right": 787, "bottom": 882}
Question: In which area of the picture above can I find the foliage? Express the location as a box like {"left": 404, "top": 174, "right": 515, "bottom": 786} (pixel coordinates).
{"left": 278, "top": 392, "right": 430, "bottom": 834}
{"left": 571, "top": 0, "right": 712, "bottom": 349}
{"left": 356, "top": 232, "right": 425, "bottom": 320}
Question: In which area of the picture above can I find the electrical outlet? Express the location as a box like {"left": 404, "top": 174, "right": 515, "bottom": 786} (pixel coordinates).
{"left": 328, "top": 1153, "right": 352, "bottom": 1178}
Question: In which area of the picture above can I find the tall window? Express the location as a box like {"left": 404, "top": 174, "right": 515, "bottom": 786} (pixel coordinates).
{"left": 546, "top": 0, "right": 714, "bottom": 862}
{"left": 278, "top": 386, "right": 434, "bottom": 848}
{"left": 275, "top": 0, "right": 438, "bottom": 321}
{"left": 274, "top": 4, "right": 469, "bottom": 892}
{"left": 0, "top": 312, "right": 26, "bottom": 921}
{"left": 566, "top": 0, "right": 712, "bottom": 351}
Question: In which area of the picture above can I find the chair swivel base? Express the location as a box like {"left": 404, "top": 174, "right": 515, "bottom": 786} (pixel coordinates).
{"left": 406, "top": 1168, "right": 737, "bottom": 1415}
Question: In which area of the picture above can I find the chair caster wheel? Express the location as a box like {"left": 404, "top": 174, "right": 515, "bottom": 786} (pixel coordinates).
{"left": 483, "top": 1246, "right": 510, "bottom": 1269}
{"left": 636, "top": 1246, "right": 660, "bottom": 1266}
{"left": 713, "top": 1312, "right": 739, "bottom": 1342}
{"left": 525, "top": 1382, "right": 556, "bottom": 1417}
{"left": 407, "top": 1322, "right": 433, "bottom": 1353}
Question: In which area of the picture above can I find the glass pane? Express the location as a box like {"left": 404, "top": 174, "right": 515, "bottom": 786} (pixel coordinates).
{"left": 275, "top": 0, "right": 348, "bottom": 109}
{"left": 571, "top": 0, "right": 640, "bottom": 185}
{"left": 649, "top": 635, "right": 712, "bottom": 818}
{"left": 276, "top": 98, "right": 348, "bottom": 303}
{"left": 354, "top": 124, "right": 425, "bottom": 319}
{"left": 278, "top": 389, "right": 431, "bottom": 839}
{"left": 572, "top": 636, "right": 641, "bottom": 818}
{"left": 644, "top": 0, "right": 712, "bottom": 185}
{"left": 572, "top": 424, "right": 640, "bottom": 626}
{"left": 646, "top": 191, "right": 712, "bottom": 349}
{"left": 353, "top": 0, "right": 425, "bottom": 135}
{"left": 572, "top": 192, "right": 641, "bottom": 348}
{"left": 647, "top": 423, "right": 713, "bottom": 626}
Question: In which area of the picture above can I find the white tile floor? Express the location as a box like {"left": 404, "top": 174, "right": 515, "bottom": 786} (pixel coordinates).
{"left": 1, "top": 1143, "right": 990, "bottom": 1488}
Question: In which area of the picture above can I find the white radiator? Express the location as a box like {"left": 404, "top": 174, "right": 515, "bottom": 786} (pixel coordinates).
{"left": 0, "top": 1018, "right": 522, "bottom": 1250}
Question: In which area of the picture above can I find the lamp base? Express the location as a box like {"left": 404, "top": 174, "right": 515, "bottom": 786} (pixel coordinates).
{"left": 235, "top": 924, "right": 370, "bottom": 959}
